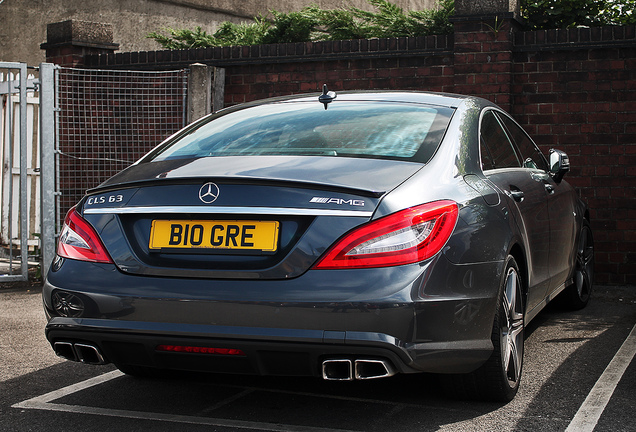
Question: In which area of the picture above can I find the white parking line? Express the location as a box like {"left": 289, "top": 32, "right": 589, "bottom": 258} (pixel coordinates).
{"left": 11, "top": 370, "right": 355, "bottom": 432}
{"left": 565, "top": 322, "right": 636, "bottom": 432}
{"left": 15, "top": 370, "right": 123, "bottom": 404}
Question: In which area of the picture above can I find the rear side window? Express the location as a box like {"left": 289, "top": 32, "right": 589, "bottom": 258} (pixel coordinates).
{"left": 496, "top": 112, "right": 548, "bottom": 171}
{"left": 149, "top": 101, "right": 454, "bottom": 164}
{"left": 480, "top": 110, "right": 521, "bottom": 170}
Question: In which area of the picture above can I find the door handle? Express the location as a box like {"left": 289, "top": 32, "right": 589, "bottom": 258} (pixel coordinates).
{"left": 509, "top": 190, "right": 525, "bottom": 202}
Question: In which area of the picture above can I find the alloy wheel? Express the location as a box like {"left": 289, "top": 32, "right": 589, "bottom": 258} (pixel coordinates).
{"left": 501, "top": 266, "right": 524, "bottom": 386}
{"left": 575, "top": 224, "right": 594, "bottom": 302}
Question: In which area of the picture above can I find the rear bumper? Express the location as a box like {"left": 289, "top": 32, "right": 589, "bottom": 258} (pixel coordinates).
{"left": 43, "top": 256, "right": 502, "bottom": 376}
{"left": 46, "top": 318, "right": 493, "bottom": 376}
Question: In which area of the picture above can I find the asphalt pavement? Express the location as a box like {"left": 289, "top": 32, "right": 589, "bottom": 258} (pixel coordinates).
{"left": 1, "top": 281, "right": 635, "bottom": 432}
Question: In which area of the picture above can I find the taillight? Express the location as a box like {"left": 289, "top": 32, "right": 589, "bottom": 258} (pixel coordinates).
{"left": 57, "top": 207, "right": 113, "bottom": 263}
{"left": 313, "top": 200, "right": 458, "bottom": 269}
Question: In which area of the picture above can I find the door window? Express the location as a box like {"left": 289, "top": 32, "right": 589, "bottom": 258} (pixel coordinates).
{"left": 480, "top": 110, "right": 521, "bottom": 171}
{"left": 496, "top": 112, "right": 549, "bottom": 171}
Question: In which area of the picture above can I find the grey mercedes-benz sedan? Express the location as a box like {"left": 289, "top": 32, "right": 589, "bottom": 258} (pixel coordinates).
{"left": 43, "top": 90, "right": 594, "bottom": 401}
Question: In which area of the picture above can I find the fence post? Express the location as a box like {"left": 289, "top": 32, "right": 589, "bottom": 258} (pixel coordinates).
{"left": 188, "top": 63, "right": 212, "bottom": 123}
{"left": 39, "top": 63, "right": 56, "bottom": 277}
{"left": 16, "top": 64, "right": 29, "bottom": 281}
{"left": 40, "top": 20, "right": 119, "bottom": 67}
{"left": 212, "top": 67, "right": 225, "bottom": 113}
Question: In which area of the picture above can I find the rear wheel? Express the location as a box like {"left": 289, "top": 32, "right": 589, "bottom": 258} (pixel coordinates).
{"left": 560, "top": 219, "right": 594, "bottom": 310}
{"left": 442, "top": 256, "right": 525, "bottom": 402}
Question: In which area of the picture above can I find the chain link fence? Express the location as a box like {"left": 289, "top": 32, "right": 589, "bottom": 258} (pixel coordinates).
{"left": 57, "top": 67, "right": 188, "bottom": 215}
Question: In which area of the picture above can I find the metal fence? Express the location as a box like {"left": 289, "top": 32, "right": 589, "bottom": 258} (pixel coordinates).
{"left": 0, "top": 63, "right": 32, "bottom": 280}
{"left": 57, "top": 67, "right": 188, "bottom": 216}
{"left": 0, "top": 63, "right": 57, "bottom": 281}
{"left": 0, "top": 65, "right": 188, "bottom": 281}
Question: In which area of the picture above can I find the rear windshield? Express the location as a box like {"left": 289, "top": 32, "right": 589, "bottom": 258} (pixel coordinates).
{"left": 149, "top": 101, "right": 454, "bottom": 163}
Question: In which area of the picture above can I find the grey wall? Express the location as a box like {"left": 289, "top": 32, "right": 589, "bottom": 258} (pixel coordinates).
{"left": 0, "top": 0, "right": 435, "bottom": 66}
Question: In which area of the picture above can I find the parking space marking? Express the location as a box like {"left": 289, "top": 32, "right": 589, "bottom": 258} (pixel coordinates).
{"left": 11, "top": 370, "right": 356, "bottom": 432}
{"left": 20, "top": 323, "right": 635, "bottom": 432}
{"left": 565, "top": 322, "right": 636, "bottom": 432}
{"left": 14, "top": 370, "right": 124, "bottom": 404}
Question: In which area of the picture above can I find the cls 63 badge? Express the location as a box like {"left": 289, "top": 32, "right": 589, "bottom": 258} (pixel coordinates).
{"left": 86, "top": 194, "right": 125, "bottom": 206}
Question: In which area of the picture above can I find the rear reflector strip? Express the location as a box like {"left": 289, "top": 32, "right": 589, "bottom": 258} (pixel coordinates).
{"left": 156, "top": 345, "right": 246, "bottom": 356}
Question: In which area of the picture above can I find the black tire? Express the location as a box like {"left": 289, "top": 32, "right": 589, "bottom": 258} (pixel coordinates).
{"left": 442, "top": 256, "right": 525, "bottom": 402}
{"left": 560, "top": 219, "right": 594, "bottom": 310}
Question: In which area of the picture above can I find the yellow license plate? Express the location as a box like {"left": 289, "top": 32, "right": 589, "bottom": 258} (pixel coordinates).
{"left": 149, "top": 220, "right": 280, "bottom": 252}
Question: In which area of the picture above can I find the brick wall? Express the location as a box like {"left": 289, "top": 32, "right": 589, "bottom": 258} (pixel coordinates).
{"left": 73, "top": 20, "right": 636, "bottom": 285}
{"left": 512, "top": 26, "right": 636, "bottom": 284}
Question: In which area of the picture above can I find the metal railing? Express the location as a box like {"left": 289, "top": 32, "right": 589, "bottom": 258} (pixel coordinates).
{"left": 0, "top": 62, "right": 57, "bottom": 281}
{"left": 1, "top": 64, "right": 188, "bottom": 282}
{"left": 0, "top": 62, "right": 29, "bottom": 281}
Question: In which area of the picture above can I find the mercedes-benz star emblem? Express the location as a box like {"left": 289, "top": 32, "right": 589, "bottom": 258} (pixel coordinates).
{"left": 198, "top": 182, "right": 220, "bottom": 204}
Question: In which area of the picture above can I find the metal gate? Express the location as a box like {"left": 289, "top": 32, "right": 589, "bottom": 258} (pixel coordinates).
{"left": 1, "top": 64, "right": 188, "bottom": 283}
{"left": 0, "top": 62, "right": 55, "bottom": 281}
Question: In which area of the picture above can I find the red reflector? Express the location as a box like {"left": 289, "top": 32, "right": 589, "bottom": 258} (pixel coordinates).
{"left": 156, "top": 345, "right": 246, "bottom": 356}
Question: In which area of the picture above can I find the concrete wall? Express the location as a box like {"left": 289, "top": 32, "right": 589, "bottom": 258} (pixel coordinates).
{"left": 0, "top": 0, "right": 435, "bottom": 66}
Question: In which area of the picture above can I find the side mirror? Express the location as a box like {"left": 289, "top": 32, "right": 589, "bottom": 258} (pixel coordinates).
{"left": 549, "top": 149, "right": 570, "bottom": 183}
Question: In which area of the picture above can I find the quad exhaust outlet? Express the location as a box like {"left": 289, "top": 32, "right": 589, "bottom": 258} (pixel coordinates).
{"left": 322, "top": 359, "right": 396, "bottom": 381}
{"left": 53, "top": 341, "right": 107, "bottom": 365}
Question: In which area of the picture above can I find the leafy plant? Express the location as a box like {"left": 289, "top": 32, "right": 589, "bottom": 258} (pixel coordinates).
{"left": 521, "top": 0, "right": 636, "bottom": 29}
{"left": 147, "top": 27, "right": 216, "bottom": 49}
{"left": 350, "top": 0, "right": 453, "bottom": 38}
{"left": 306, "top": 5, "right": 375, "bottom": 40}
{"left": 148, "top": 17, "right": 272, "bottom": 49}
{"left": 598, "top": 0, "right": 636, "bottom": 25}
{"left": 147, "top": 0, "right": 634, "bottom": 49}
{"left": 261, "top": 9, "right": 319, "bottom": 44}
{"left": 409, "top": 0, "right": 455, "bottom": 36}
{"left": 212, "top": 16, "right": 272, "bottom": 46}
{"left": 147, "top": 0, "right": 454, "bottom": 49}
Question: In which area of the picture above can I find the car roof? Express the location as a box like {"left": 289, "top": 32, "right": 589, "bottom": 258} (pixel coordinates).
{"left": 220, "top": 90, "right": 480, "bottom": 113}
{"left": 289, "top": 90, "right": 469, "bottom": 108}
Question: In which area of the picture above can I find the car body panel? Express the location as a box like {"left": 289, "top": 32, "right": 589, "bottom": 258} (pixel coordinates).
{"left": 43, "top": 90, "right": 588, "bottom": 383}
{"left": 485, "top": 168, "right": 552, "bottom": 311}
{"left": 44, "top": 253, "right": 500, "bottom": 374}
{"left": 96, "top": 155, "right": 424, "bottom": 197}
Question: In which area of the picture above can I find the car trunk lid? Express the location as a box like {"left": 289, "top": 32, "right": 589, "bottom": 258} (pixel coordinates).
{"left": 80, "top": 156, "right": 424, "bottom": 279}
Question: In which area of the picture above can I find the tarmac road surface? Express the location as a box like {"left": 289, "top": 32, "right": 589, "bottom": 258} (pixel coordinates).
{"left": 1, "top": 282, "right": 635, "bottom": 432}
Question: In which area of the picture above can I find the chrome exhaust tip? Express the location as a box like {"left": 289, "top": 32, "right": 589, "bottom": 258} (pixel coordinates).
{"left": 354, "top": 359, "right": 396, "bottom": 380}
{"left": 74, "top": 343, "right": 107, "bottom": 365}
{"left": 53, "top": 341, "right": 78, "bottom": 362}
{"left": 322, "top": 359, "right": 353, "bottom": 381}
{"left": 53, "top": 341, "right": 107, "bottom": 364}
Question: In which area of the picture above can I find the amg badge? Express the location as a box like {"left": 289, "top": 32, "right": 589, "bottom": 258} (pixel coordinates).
{"left": 310, "top": 197, "right": 365, "bottom": 206}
